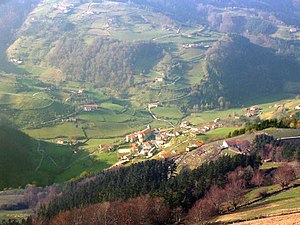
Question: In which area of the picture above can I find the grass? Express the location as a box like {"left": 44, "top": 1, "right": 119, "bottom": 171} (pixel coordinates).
{"left": 0, "top": 124, "right": 118, "bottom": 190}
{"left": 192, "top": 127, "right": 237, "bottom": 142}
{"left": 217, "top": 186, "right": 300, "bottom": 223}
{"left": 260, "top": 162, "right": 283, "bottom": 170}
{"left": 152, "top": 106, "right": 183, "bottom": 120}
{"left": 54, "top": 152, "right": 117, "bottom": 183}
{"left": 24, "top": 123, "right": 85, "bottom": 139}
{"left": 82, "top": 138, "right": 121, "bottom": 151}
{"left": 264, "top": 128, "right": 300, "bottom": 139}
{"left": 0, "top": 209, "right": 30, "bottom": 221}
{"left": 186, "top": 108, "right": 244, "bottom": 125}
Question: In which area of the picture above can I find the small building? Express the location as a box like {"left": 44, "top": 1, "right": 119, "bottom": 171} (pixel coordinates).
{"left": 78, "top": 88, "right": 86, "bottom": 94}
{"left": 180, "top": 121, "right": 191, "bottom": 128}
{"left": 56, "top": 139, "right": 68, "bottom": 145}
{"left": 295, "top": 105, "right": 300, "bottom": 110}
{"left": 143, "top": 142, "right": 152, "bottom": 151}
{"left": 155, "top": 77, "right": 164, "bottom": 82}
{"left": 67, "top": 117, "right": 77, "bottom": 122}
{"left": 137, "top": 125, "right": 152, "bottom": 142}
{"left": 126, "top": 134, "right": 138, "bottom": 143}
{"left": 148, "top": 102, "right": 159, "bottom": 108}
{"left": 82, "top": 104, "right": 98, "bottom": 111}
{"left": 214, "top": 118, "right": 220, "bottom": 123}
{"left": 70, "top": 139, "right": 78, "bottom": 146}
{"left": 194, "top": 141, "right": 203, "bottom": 147}
{"left": 190, "top": 130, "right": 201, "bottom": 137}
{"left": 290, "top": 27, "right": 298, "bottom": 33}
{"left": 117, "top": 149, "right": 132, "bottom": 160}
{"left": 221, "top": 140, "right": 229, "bottom": 149}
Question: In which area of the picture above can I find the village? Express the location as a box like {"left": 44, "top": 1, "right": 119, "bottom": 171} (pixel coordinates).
{"left": 117, "top": 118, "right": 224, "bottom": 164}
{"left": 53, "top": 101, "right": 270, "bottom": 165}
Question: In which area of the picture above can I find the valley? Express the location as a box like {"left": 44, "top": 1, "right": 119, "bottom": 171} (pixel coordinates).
{"left": 1, "top": 0, "right": 300, "bottom": 224}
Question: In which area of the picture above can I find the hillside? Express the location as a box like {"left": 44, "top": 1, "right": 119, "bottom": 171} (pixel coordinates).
{"left": 4, "top": 0, "right": 300, "bottom": 114}
{"left": 189, "top": 34, "right": 300, "bottom": 109}
{"left": 0, "top": 122, "right": 117, "bottom": 190}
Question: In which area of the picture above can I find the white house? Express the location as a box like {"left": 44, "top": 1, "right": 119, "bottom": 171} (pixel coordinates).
{"left": 221, "top": 140, "right": 229, "bottom": 149}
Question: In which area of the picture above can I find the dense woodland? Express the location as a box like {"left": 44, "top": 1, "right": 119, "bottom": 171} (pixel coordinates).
{"left": 49, "top": 37, "right": 163, "bottom": 92}
{"left": 32, "top": 154, "right": 260, "bottom": 222}
{"left": 0, "top": 154, "right": 262, "bottom": 225}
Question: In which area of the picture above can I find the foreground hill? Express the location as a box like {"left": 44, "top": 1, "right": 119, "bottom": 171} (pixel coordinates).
{"left": 0, "top": 122, "right": 116, "bottom": 190}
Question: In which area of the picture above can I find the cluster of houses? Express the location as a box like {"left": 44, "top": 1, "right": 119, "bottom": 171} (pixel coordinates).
{"left": 9, "top": 58, "right": 23, "bottom": 65}
{"left": 120, "top": 125, "right": 181, "bottom": 160}
{"left": 243, "top": 106, "right": 262, "bottom": 117}
{"left": 186, "top": 141, "right": 203, "bottom": 152}
{"left": 82, "top": 104, "right": 99, "bottom": 111}
{"left": 289, "top": 27, "right": 299, "bottom": 33}
{"left": 56, "top": 138, "right": 78, "bottom": 146}
{"left": 182, "top": 43, "right": 210, "bottom": 49}
{"left": 179, "top": 120, "right": 223, "bottom": 137}
{"left": 220, "top": 139, "right": 250, "bottom": 154}
{"left": 52, "top": 3, "right": 75, "bottom": 14}
{"left": 62, "top": 116, "right": 77, "bottom": 123}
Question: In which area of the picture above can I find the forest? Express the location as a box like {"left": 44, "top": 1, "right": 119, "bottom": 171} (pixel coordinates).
{"left": 49, "top": 37, "right": 163, "bottom": 92}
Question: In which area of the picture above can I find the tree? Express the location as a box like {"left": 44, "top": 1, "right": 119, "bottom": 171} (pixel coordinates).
{"left": 251, "top": 170, "right": 265, "bottom": 187}
{"left": 273, "top": 165, "right": 296, "bottom": 189}
{"left": 186, "top": 198, "right": 216, "bottom": 225}
{"left": 224, "top": 169, "right": 247, "bottom": 210}
{"left": 206, "top": 185, "right": 227, "bottom": 214}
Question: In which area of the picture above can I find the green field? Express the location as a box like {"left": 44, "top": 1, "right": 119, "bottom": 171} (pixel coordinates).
{"left": 218, "top": 186, "right": 300, "bottom": 222}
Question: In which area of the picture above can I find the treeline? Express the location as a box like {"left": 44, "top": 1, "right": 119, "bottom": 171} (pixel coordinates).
{"left": 40, "top": 159, "right": 176, "bottom": 218}
{"left": 49, "top": 37, "right": 162, "bottom": 92}
{"left": 227, "top": 118, "right": 291, "bottom": 138}
{"left": 36, "top": 154, "right": 260, "bottom": 221}
{"left": 189, "top": 34, "right": 300, "bottom": 110}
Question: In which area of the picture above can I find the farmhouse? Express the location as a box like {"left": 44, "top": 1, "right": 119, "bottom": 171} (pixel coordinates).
{"left": 78, "top": 88, "right": 86, "bottom": 94}
{"left": 180, "top": 121, "right": 191, "bottom": 128}
{"left": 143, "top": 142, "right": 152, "bottom": 151}
{"left": 290, "top": 27, "right": 298, "bottom": 33}
{"left": 70, "top": 139, "right": 78, "bottom": 146}
{"left": 66, "top": 117, "right": 77, "bottom": 122}
{"left": 155, "top": 77, "right": 164, "bottom": 82}
{"left": 56, "top": 139, "right": 68, "bottom": 145}
{"left": 126, "top": 133, "right": 138, "bottom": 143}
{"left": 82, "top": 104, "right": 98, "bottom": 111}
{"left": 117, "top": 148, "right": 132, "bottom": 160}
{"left": 214, "top": 118, "right": 220, "bottom": 123}
{"left": 148, "top": 102, "right": 159, "bottom": 108}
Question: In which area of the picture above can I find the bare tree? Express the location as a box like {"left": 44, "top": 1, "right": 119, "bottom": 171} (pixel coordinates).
{"left": 251, "top": 170, "right": 265, "bottom": 187}
{"left": 186, "top": 198, "right": 216, "bottom": 225}
{"left": 273, "top": 164, "right": 296, "bottom": 189}
{"left": 206, "top": 185, "right": 227, "bottom": 214}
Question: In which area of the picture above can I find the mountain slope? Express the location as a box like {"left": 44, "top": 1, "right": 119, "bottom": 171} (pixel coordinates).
{"left": 189, "top": 34, "right": 300, "bottom": 109}
{"left": 0, "top": 122, "right": 115, "bottom": 190}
